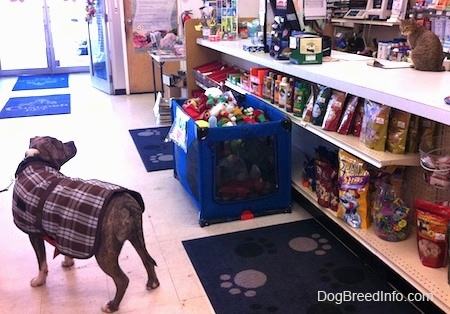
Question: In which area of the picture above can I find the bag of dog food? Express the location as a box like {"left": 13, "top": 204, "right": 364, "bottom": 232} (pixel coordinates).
{"left": 418, "top": 118, "right": 437, "bottom": 152}
{"left": 302, "top": 98, "right": 314, "bottom": 122}
{"left": 337, "top": 95, "right": 360, "bottom": 135}
{"left": 322, "top": 90, "right": 347, "bottom": 131}
{"left": 414, "top": 199, "right": 450, "bottom": 268}
{"left": 405, "top": 114, "right": 420, "bottom": 153}
{"left": 314, "top": 147, "right": 339, "bottom": 211}
{"left": 386, "top": 109, "right": 411, "bottom": 154}
{"left": 363, "top": 99, "right": 390, "bottom": 151}
{"left": 337, "top": 150, "right": 371, "bottom": 229}
{"left": 312, "top": 86, "right": 332, "bottom": 126}
{"left": 351, "top": 101, "right": 365, "bottom": 137}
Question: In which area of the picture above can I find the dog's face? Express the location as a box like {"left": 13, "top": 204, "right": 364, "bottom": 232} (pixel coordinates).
{"left": 27, "top": 136, "right": 77, "bottom": 169}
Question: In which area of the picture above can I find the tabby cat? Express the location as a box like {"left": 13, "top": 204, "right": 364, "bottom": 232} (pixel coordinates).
{"left": 399, "top": 18, "right": 444, "bottom": 72}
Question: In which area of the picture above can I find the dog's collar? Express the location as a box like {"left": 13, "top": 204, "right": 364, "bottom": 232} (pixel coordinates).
{"left": 15, "top": 157, "right": 59, "bottom": 178}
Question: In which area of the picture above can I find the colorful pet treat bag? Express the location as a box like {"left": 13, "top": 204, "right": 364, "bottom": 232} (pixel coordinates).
{"left": 337, "top": 150, "right": 371, "bottom": 229}
{"left": 363, "top": 99, "right": 390, "bottom": 151}
{"left": 314, "top": 149, "right": 339, "bottom": 211}
{"left": 414, "top": 199, "right": 450, "bottom": 268}
{"left": 312, "top": 86, "right": 332, "bottom": 126}
{"left": 337, "top": 95, "right": 360, "bottom": 135}
{"left": 386, "top": 109, "right": 411, "bottom": 154}
{"left": 321, "top": 90, "right": 347, "bottom": 131}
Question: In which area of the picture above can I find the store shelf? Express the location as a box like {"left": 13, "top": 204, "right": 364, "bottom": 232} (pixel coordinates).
{"left": 196, "top": 38, "right": 450, "bottom": 127}
{"left": 197, "top": 38, "right": 289, "bottom": 73}
{"left": 292, "top": 118, "right": 419, "bottom": 167}
{"left": 331, "top": 18, "right": 399, "bottom": 27}
{"left": 196, "top": 80, "right": 213, "bottom": 90}
{"left": 291, "top": 145, "right": 450, "bottom": 312}
{"left": 224, "top": 80, "right": 248, "bottom": 95}
{"left": 224, "top": 81, "right": 419, "bottom": 168}
{"left": 191, "top": 34, "right": 450, "bottom": 312}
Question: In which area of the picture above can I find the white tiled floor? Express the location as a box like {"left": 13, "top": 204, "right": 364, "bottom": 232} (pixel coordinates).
{"left": 0, "top": 73, "right": 312, "bottom": 313}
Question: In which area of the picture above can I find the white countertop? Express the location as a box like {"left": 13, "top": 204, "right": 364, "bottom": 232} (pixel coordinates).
{"left": 197, "top": 38, "right": 450, "bottom": 126}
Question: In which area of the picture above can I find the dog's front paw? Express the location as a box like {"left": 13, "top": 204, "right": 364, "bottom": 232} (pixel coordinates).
{"left": 30, "top": 271, "right": 47, "bottom": 287}
{"left": 101, "top": 301, "right": 118, "bottom": 313}
{"left": 61, "top": 256, "right": 74, "bottom": 268}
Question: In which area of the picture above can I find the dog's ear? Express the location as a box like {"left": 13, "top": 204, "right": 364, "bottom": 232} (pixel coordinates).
{"left": 29, "top": 136, "right": 77, "bottom": 169}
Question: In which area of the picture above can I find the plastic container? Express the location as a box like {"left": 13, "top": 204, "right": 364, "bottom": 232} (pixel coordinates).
{"left": 278, "top": 77, "right": 289, "bottom": 108}
{"left": 377, "top": 41, "right": 389, "bottom": 60}
{"left": 170, "top": 94, "right": 292, "bottom": 227}
{"left": 419, "top": 138, "right": 450, "bottom": 189}
{"left": 372, "top": 179, "right": 412, "bottom": 242}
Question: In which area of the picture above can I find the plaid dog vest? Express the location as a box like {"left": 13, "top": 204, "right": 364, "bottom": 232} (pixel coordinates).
{"left": 12, "top": 159, "right": 143, "bottom": 259}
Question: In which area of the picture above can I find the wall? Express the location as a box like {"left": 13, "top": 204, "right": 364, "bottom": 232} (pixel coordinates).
{"left": 116, "top": 0, "right": 259, "bottom": 94}
{"left": 177, "top": 0, "right": 260, "bottom": 20}
{"left": 176, "top": 0, "right": 260, "bottom": 38}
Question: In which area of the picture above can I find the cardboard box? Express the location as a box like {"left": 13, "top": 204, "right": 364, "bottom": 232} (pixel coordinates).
{"left": 227, "top": 73, "right": 241, "bottom": 85}
{"left": 289, "top": 35, "right": 323, "bottom": 65}
{"left": 163, "top": 84, "right": 181, "bottom": 98}
{"left": 249, "top": 67, "right": 268, "bottom": 97}
{"left": 163, "top": 71, "right": 186, "bottom": 87}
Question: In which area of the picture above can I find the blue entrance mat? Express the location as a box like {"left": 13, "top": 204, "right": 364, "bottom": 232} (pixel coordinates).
{"left": 0, "top": 94, "right": 71, "bottom": 119}
{"left": 12, "top": 74, "right": 69, "bottom": 91}
{"left": 129, "top": 126, "right": 174, "bottom": 172}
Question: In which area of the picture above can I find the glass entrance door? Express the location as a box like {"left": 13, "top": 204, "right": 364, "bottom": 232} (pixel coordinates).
{"left": 86, "top": 0, "right": 113, "bottom": 94}
{"left": 0, "top": 0, "right": 89, "bottom": 76}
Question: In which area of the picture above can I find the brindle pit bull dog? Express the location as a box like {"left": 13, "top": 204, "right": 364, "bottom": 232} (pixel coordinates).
{"left": 12, "top": 136, "right": 160, "bottom": 313}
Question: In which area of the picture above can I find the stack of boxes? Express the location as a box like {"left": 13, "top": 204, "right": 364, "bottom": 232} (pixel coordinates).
{"left": 162, "top": 71, "right": 187, "bottom": 98}
{"left": 154, "top": 92, "right": 172, "bottom": 126}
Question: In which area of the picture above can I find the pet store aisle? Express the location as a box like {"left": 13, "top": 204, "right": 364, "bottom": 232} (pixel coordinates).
{"left": 0, "top": 73, "right": 313, "bottom": 314}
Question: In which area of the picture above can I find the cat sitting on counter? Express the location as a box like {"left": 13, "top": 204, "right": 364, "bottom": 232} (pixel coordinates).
{"left": 399, "top": 18, "right": 445, "bottom": 72}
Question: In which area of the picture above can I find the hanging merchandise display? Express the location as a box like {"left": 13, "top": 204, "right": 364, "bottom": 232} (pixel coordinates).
{"left": 267, "top": 0, "right": 305, "bottom": 60}
{"left": 198, "top": 5, "right": 218, "bottom": 39}
{"left": 85, "top": 0, "right": 96, "bottom": 22}
{"left": 387, "top": 0, "right": 408, "bottom": 22}
{"left": 132, "top": 0, "right": 178, "bottom": 53}
{"left": 218, "top": 0, "right": 238, "bottom": 40}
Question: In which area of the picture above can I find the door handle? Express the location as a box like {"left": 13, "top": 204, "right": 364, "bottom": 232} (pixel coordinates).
{"left": 126, "top": 19, "right": 132, "bottom": 25}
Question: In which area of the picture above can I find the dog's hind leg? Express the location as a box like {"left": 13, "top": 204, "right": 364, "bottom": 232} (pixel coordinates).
{"left": 128, "top": 225, "right": 160, "bottom": 290}
{"left": 124, "top": 193, "right": 159, "bottom": 290}
{"left": 61, "top": 256, "right": 74, "bottom": 268}
{"left": 95, "top": 248, "right": 128, "bottom": 313}
{"left": 29, "top": 235, "right": 48, "bottom": 287}
{"left": 95, "top": 200, "right": 131, "bottom": 313}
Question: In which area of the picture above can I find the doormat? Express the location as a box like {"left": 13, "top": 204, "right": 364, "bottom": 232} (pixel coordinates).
{"left": 183, "top": 219, "right": 421, "bottom": 314}
{"left": 12, "top": 73, "right": 69, "bottom": 91}
{"left": 0, "top": 94, "right": 71, "bottom": 119}
{"left": 129, "top": 126, "right": 174, "bottom": 172}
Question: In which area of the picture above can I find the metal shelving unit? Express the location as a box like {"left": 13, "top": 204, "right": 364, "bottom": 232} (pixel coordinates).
{"left": 224, "top": 80, "right": 419, "bottom": 168}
